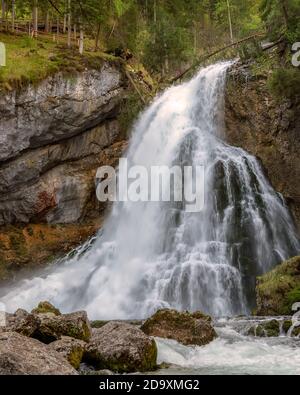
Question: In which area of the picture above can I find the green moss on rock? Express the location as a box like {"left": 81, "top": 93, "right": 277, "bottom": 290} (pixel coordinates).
{"left": 90, "top": 320, "right": 109, "bottom": 329}
{"left": 31, "top": 301, "right": 61, "bottom": 316}
{"left": 141, "top": 309, "right": 217, "bottom": 346}
{"left": 256, "top": 256, "right": 300, "bottom": 316}
{"left": 247, "top": 320, "right": 280, "bottom": 337}
{"left": 282, "top": 320, "right": 292, "bottom": 334}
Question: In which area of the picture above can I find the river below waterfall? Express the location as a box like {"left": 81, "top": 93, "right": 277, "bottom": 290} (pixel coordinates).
{"left": 153, "top": 317, "right": 300, "bottom": 375}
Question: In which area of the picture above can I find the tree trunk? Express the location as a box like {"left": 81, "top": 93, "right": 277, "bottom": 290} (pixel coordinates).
{"left": 79, "top": 21, "right": 84, "bottom": 55}
{"left": 33, "top": 0, "right": 38, "bottom": 38}
{"left": 63, "top": 14, "right": 66, "bottom": 34}
{"left": 281, "top": 0, "right": 289, "bottom": 28}
{"left": 1, "top": 1, "right": 6, "bottom": 31}
{"left": 94, "top": 23, "right": 101, "bottom": 51}
{"left": 67, "top": 0, "right": 71, "bottom": 48}
{"left": 57, "top": 15, "right": 59, "bottom": 41}
{"left": 226, "top": 0, "right": 233, "bottom": 43}
{"left": 11, "top": 0, "right": 15, "bottom": 33}
{"left": 193, "top": 23, "right": 197, "bottom": 55}
{"left": 154, "top": 0, "right": 157, "bottom": 24}
{"left": 45, "top": 10, "right": 49, "bottom": 33}
{"left": 74, "top": 24, "right": 76, "bottom": 40}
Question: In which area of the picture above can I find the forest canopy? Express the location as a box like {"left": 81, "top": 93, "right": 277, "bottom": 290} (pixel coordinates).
{"left": 0, "top": 1, "right": 299, "bottom": 75}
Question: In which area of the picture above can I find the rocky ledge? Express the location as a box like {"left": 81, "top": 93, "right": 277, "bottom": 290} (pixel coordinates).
{"left": 0, "top": 303, "right": 216, "bottom": 375}
{"left": 225, "top": 62, "right": 300, "bottom": 230}
{"left": 0, "top": 63, "right": 129, "bottom": 280}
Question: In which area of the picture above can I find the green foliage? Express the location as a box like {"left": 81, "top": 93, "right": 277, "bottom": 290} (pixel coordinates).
{"left": 239, "top": 39, "right": 263, "bottom": 61}
{"left": 6, "top": 0, "right": 300, "bottom": 83}
{"left": 119, "top": 92, "right": 144, "bottom": 136}
{"left": 1, "top": 0, "right": 266, "bottom": 76}
{"left": 268, "top": 67, "right": 300, "bottom": 100}
{"left": 287, "top": 287, "right": 300, "bottom": 307}
{"left": 260, "top": 0, "right": 300, "bottom": 43}
{"left": 215, "top": 0, "right": 261, "bottom": 37}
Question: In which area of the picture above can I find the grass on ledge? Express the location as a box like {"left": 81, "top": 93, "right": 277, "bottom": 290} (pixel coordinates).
{"left": 0, "top": 32, "right": 120, "bottom": 91}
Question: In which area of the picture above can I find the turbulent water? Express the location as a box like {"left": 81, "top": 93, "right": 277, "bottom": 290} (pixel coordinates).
{"left": 1, "top": 62, "right": 299, "bottom": 319}
{"left": 155, "top": 317, "right": 300, "bottom": 375}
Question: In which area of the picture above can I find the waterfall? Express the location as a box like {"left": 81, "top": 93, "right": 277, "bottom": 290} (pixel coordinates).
{"left": 2, "top": 62, "right": 299, "bottom": 319}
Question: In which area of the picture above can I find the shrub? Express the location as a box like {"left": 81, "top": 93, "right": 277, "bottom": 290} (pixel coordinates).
{"left": 268, "top": 67, "right": 300, "bottom": 100}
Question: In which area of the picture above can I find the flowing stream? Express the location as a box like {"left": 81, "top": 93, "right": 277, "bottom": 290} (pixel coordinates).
{"left": 1, "top": 62, "right": 299, "bottom": 321}
{"left": 155, "top": 317, "right": 300, "bottom": 375}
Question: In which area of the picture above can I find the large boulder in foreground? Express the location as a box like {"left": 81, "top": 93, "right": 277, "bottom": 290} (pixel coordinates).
{"left": 85, "top": 322, "right": 157, "bottom": 373}
{"left": 34, "top": 311, "right": 92, "bottom": 344}
{"left": 0, "top": 332, "right": 77, "bottom": 375}
{"left": 48, "top": 336, "right": 86, "bottom": 369}
{"left": 141, "top": 309, "right": 217, "bottom": 346}
{"left": 256, "top": 256, "right": 300, "bottom": 316}
{"left": 3, "top": 303, "right": 92, "bottom": 344}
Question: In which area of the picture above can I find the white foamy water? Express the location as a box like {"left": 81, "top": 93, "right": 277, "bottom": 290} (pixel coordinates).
{"left": 1, "top": 62, "right": 299, "bottom": 319}
{"left": 156, "top": 319, "right": 300, "bottom": 375}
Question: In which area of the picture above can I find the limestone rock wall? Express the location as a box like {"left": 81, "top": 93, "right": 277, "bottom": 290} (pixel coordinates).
{"left": 225, "top": 63, "right": 300, "bottom": 230}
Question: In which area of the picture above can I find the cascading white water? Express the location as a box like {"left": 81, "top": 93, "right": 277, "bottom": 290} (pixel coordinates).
{"left": 1, "top": 62, "right": 299, "bottom": 319}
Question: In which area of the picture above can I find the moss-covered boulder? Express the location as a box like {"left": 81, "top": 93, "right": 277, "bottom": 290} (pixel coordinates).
{"left": 32, "top": 311, "right": 92, "bottom": 344}
{"left": 31, "top": 301, "right": 61, "bottom": 316}
{"left": 247, "top": 320, "right": 280, "bottom": 337}
{"left": 256, "top": 256, "right": 300, "bottom": 316}
{"left": 84, "top": 322, "right": 157, "bottom": 373}
{"left": 141, "top": 309, "right": 217, "bottom": 346}
{"left": 48, "top": 336, "right": 86, "bottom": 369}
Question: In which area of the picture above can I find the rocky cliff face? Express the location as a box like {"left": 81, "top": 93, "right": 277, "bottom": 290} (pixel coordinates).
{"left": 0, "top": 63, "right": 128, "bottom": 279}
{"left": 225, "top": 63, "right": 300, "bottom": 230}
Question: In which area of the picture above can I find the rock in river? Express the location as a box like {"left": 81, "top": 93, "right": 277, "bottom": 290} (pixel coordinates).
{"left": 141, "top": 309, "right": 217, "bottom": 346}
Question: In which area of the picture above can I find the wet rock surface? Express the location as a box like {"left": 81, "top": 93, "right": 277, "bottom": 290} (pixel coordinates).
{"left": 225, "top": 63, "right": 300, "bottom": 229}
{"left": 141, "top": 309, "right": 217, "bottom": 346}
